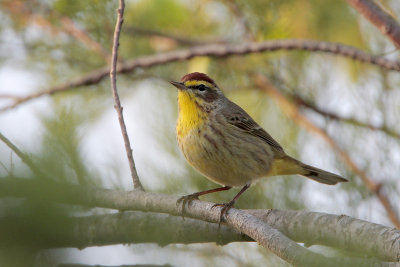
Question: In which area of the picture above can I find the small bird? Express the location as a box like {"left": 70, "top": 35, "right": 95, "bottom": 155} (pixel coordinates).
{"left": 171, "top": 72, "right": 347, "bottom": 221}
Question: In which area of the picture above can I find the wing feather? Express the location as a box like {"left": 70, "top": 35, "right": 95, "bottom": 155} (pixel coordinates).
{"left": 221, "top": 101, "right": 284, "bottom": 153}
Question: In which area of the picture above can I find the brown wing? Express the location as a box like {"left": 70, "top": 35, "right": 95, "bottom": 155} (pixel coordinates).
{"left": 222, "top": 101, "right": 284, "bottom": 153}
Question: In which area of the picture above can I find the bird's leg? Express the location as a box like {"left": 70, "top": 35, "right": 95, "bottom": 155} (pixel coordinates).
{"left": 177, "top": 186, "right": 232, "bottom": 218}
{"left": 212, "top": 184, "right": 250, "bottom": 226}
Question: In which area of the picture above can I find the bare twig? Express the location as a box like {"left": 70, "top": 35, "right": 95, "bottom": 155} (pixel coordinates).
{"left": 292, "top": 93, "right": 400, "bottom": 140}
{"left": 2, "top": 39, "right": 400, "bottom": 112}
{"left": 346, "top": 0, "right": 400, "bottom": 48}
{"left": 110, "top": 0, "right": 143, "bottom": 191}
{"left": 0, "top": 178, "right": 397, "bottom": 265}
{"left": 253, "top": 74, "right": 400, "bottom": 228}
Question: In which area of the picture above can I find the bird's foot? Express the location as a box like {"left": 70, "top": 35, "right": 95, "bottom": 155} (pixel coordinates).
{"left": 211, "top": 200, "right": 235, "bottom": 227}
{"left": 176, "top": 193, "right": 200, "bottom": 219}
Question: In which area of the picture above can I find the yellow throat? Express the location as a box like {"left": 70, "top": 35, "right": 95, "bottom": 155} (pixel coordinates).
{"left": 176, "top": 91, "right": 206, "bottom": 137}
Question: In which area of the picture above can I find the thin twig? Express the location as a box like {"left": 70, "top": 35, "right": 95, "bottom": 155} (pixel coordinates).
{"left": 253, "top": 74, "right": 400, "bottom": 228}
{"left": 2, "top": 39, "right": 400, "bottom": 112}
{"left": 291, "top": 93, "right": 400, "bottom": 141}
{"left": 110, "top": 0, "right": 143, "bottom": 191}
{"left": 346, "top": 0, "right": 400, "bottom": 48}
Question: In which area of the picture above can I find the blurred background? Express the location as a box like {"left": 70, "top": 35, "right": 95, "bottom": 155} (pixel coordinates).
{"left": 0, "top": 0, "right": 399, "bottom": 266}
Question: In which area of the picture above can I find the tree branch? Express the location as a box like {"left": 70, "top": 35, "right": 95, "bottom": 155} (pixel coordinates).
{"left": 247, "top": 209, "right": 400, "bottom": 262}
{"left": 0, "top": 178, "right": 398, "bottom": 265}
{"left": 291, "top": 93, "right": 400, "bottom": 141}
{"left": 2, "top": 39, "right": 400, "bottom": 112}
{"left": 109, "top": 0, "right": 143, "bottom": 191}
{"left": 346, "top": 0, "right": 400, "bottom": 48}
{"left": 253, "top": 74, "right": 400, "bottom": 229}
{"left": 12, "top": 211, "right": 250, "bottom": 248}
{"left": 20, "top": 207, "right": 400, "bottom": 262}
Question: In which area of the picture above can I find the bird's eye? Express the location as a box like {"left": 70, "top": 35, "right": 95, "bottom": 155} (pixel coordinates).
{"left": 198, "top": 84, "right": 206, "bottom": 91}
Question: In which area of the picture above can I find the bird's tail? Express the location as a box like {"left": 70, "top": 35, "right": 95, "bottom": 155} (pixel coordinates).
{"left": 299, "top": 162, "right": 348, "bottom": 185}
{"left": 269, "top": 156, "right": 348, "bottom": 185}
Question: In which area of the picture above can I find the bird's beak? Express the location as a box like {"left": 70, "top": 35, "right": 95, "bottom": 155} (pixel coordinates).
{"left": 170, "top": 81, "right": 187, "bottom": 91}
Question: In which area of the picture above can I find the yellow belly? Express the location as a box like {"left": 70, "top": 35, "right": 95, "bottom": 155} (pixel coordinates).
{"left": 176, "top": 91, "right": 274, "bottom": 186}
{"left": 177, "top": 121, "right": 274, "bottom": 187}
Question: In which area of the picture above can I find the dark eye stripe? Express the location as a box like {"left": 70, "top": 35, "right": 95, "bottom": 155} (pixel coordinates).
{"left": 189, "top": 84, "right": 207, "bottom": 91}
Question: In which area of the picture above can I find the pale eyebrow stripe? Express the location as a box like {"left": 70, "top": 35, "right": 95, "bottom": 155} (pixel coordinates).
{"left": 184, "top": 80, "right": 214, "bottom": 88}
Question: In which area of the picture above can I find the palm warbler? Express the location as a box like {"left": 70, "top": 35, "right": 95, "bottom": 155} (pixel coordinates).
{"left": 171, "top": 72, "right": 347, "bottom": 219}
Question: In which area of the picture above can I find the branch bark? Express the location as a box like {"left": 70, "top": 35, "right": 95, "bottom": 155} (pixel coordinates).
{"left": 0, "top": 178, "right": 398, "bottom": 265}
{"left": 109, "top": 0, "right": 143, "bottom": 191}
{"left": 17, "top": 211, "right": 251, "bottom": 248}
{"left": 2, "top": 39, "right": 400, "bottom": 112}
{"left": 346, "top": 0, "right": 400, "bottom": 48}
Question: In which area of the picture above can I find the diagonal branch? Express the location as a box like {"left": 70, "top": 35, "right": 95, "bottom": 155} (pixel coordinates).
{"left": 291, "top": 93, "right": 400, "bottom": 141}
{"left": 346, "top": 0, "right": 400, "bottom": 48}
{"left": 0, "top": 178, "right": 397, "bottom": 265}
{"left": 14, "top": 207, "right": 397, "bottom": 262}
{"left": 253, "top": 74, "right": 400, "bottom": 229}
{"left": 2, "top": 39, "right": 400, "bottom": 112}
{"left": 109, "top": 0, "right": 143, "bottom": 190}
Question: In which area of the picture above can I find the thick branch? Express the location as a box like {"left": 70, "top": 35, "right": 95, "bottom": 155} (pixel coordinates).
{"left": 14, "top": 211, "right": 250, "bottom": 248}
{"left": 346, "top": 0, "right": 400, "bottom": 48}
{"left": 0, "top": 178, "right": 398, "bottom": 264}
{"left": 253, "top": 74, "right": 400, "bottom": 229}
{"left": 109, "top": 0, "right": 143, "bottom": 191}
{"left": 16, "top": 207, "right": 399, "bottom": 263}
{"left": 2, "top": 39, "right": 400, "bottom": 112}
{"left": 248, "top": 210, "right": 400, "bottom": 262}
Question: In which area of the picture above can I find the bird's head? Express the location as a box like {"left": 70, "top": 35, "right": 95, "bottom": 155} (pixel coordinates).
{"left": 170, "top": 72, "right": 224, "bottom": 111}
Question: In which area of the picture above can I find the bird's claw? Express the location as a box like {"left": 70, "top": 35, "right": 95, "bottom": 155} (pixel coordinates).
{"left": 176, "top": 193, "right": 200, "bottom": 219}
{"left": 211, "top": 201, "right": 235, "bottom": 228}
